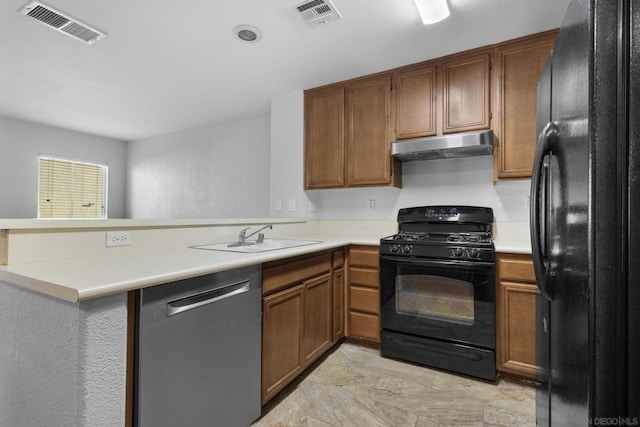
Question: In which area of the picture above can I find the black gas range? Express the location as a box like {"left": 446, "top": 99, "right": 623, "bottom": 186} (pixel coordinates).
{"left": 380, "top": 205, "right": 494, "bottom": 261}
{"left": 379, "top": 206, "right": 497, "bottom": 381}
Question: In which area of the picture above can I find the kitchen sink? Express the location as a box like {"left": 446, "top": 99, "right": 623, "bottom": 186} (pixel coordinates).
{"left": 191, "top": 238, "right": 323, "bottom": 253}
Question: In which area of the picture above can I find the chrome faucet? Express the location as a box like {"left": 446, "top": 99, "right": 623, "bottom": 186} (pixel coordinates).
{"left": 237, "top": 225, "right": 273, "bottom": 245}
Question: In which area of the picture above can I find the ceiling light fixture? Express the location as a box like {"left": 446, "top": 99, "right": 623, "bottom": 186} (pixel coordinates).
{"left": 232, "top": 25, "right": 262, "bottom": 43}
{"left": 414, "top": 0, "right": 450, "bottom": 25}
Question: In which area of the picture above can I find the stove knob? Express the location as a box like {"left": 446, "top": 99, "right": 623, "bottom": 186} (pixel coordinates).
{"left": 390, "top": 244, "right": 399, "bottom": 254}
{"left": 467, "top": 248, "right": 479, "bottom": 258}
{"left": 452, "top": 247, "right": 464, "bottom": 257}
{"left": 402, "top": 245, "right": 413, "bottom": 255}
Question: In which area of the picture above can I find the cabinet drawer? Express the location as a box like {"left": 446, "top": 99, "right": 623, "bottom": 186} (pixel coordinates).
{"left": 349, "top": 267, "right": 379, "bottom": 288}
{"left": 498, "top": 255, "right": 535, "bottom": 283}
{"left": 349, "top": 286, "right": 379, "bottom": 314}
{"left": 349, "top": 246, "right": 379, "bottom": 268}
{"left": 263, "top": 253, "right": 331, "bottom": 295}
{"left": 349, "top": 311, "right": 380, "bottom": 343}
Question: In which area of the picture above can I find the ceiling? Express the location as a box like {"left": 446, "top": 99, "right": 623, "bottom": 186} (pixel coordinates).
{"left": 0, "top": 0, "right": 572, "bottom": 141}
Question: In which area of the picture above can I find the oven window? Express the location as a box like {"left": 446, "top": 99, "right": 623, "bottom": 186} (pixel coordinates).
{"left": 396, "top": 275, "right": 475, "bottom": 325}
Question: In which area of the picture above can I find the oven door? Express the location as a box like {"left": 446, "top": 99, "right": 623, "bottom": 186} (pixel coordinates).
{"left": 380, "top": 255, "right": 495, "bottom": 350}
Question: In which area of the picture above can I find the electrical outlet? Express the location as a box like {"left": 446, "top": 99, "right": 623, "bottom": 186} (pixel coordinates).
{"left": 367, "top": 199, "right": 376, "bottom": 211}
{"left": 288, "top": 199, "right": 296, "bottom": 212}
{"left": 106, "top": 231, "right": 131, "bottom": 247}
{"left": 275, "top": 200, "right": 282, "bottom": 212}
{"left": 309, "top": 201, "right": 317, "bottom": 213}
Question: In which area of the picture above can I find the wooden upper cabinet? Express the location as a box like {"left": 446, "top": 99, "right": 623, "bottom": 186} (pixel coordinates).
{"left": 493, "top": 30, "right": 557, "bottom": 181}
{"left": 304, "top": 86, "right": 345, "bottom": 189}
{"left": 441, "top": 50, "right": 492, "bottom": 134}
{"left": 394, "top": 64, "right": 437, "bottom": 139}
{"left": 304, "top": 29, "right": 557, "bottom": 187}
{"left": 346, "top": 75, "right": 395, "bottom": 186}
{"left": 304, "top": 76, "right": 400, "bottom": 190}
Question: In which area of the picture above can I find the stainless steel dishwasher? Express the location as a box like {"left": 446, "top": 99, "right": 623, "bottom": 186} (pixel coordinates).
{"left": 134, "top": 265, "right": 261, "bottom": 427}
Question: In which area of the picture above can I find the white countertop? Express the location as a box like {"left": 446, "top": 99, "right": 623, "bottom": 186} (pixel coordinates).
{"left": 0, "top": 216, "right": 532, "bottom": 303}
{"left": 494, "top": 240, "right": 532, "bottom": 254}
{"left": 0, "top": 233, "right": 380, "bottom": 303}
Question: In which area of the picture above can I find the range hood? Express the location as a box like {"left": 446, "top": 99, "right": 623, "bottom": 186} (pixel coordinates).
{"left": 391, "top": 130, "right": 494, "bottom": 161}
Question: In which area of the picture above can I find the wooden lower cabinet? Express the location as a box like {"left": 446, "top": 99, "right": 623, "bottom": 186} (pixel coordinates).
{"left": 262, "top": 284, "right": 305, "bottom": 403}
{"left": 347, "top": 245, "right": 380, "bottom": 343}
{"left": 496, "top": 253, "right": 539, "bottom": 380}
{"left": 261, "top": 249, "right": 345, "bottom": 404}
{"left": 303, "top": 272, "right": 333, "bottom": 365}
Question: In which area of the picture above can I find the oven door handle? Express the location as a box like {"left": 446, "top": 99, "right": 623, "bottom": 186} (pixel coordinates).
{"left": 380, "top": 255, "right": 495, "bottom": 272}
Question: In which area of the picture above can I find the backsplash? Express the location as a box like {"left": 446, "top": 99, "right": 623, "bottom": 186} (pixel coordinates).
{"left": 307, "top": 156, "right": 531, "bottom": 223}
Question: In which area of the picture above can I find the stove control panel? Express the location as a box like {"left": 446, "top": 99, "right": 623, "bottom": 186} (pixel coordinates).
{"left": 384, "top": 243, "right": 494, "bottom": 261}
{"left": 425, "top": 207, "right": 459, "bottom": 219}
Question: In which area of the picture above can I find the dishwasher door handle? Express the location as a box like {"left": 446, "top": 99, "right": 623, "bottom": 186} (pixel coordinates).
{"left": 167, "top": 279, "right": 251, "bottom": 316}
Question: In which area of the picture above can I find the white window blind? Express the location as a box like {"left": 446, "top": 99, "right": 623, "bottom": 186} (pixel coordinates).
{"left": 38, "top": 156, "right": 108, "bottom": 219}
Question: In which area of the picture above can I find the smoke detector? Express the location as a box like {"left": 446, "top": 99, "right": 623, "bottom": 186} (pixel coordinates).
{"left": 232, "top": 25, "right": 263, "bottom": 43}
{"left": 294, "top": 0, "right": 342, "bottom": 26}
{"left": 19, "top": 1, "right": 106, "bottom": 45}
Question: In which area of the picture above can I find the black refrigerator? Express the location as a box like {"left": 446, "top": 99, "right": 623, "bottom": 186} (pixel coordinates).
{"left": 531, "top": 0, "right": 640, "bottom": 425}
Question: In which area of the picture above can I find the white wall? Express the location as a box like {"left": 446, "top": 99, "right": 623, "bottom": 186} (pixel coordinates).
{"left": 0, "top": 116, "right": 127, "bottom": 218}
{"left": 0, "top": 281, "right": 128, "bottom": 427}
{"left": 270, "top": 90, "right": 531, "bottom": 223}
{"left": 307, "top": 157, "right": 531, "bottom": 222}
{"left": 127, "top": 114, "right": 271, "bottom": 219}
{"left": 270, "top": 90, "right": 314, "bottom": 218}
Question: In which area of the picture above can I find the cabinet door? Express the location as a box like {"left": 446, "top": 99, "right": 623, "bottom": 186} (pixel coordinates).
{"left": 441, "top": 51, "right": 492, "bottom": 134}
{"left": 304, "top": 86, "right": 345, "bottom": 189}
{"left": 495, "top": 254, "right": 539, "bottom": 380}
{"left": 303, "top": 272, "right": 333, "bottom": 365}
{"left": 394, "top": 64, "right": 437, "bottom": 139}
{"left": 493, "top": 31, "right": 557, "bottom": 180}
{"left": 496, "top": 281, "right": 538, "bottom": 379}
{"left": 346, "top": 75, "right": 394, "bottom": 186}
{"left": 262, "top": 284, "right": 305, "bottom": 403}
{"left": 332, "top": 267, "right": 345, "bottom": 342}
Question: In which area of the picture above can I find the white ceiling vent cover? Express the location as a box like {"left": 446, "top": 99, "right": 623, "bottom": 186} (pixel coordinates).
{"left": 294, "top": 0, "right": 342, "bottom": 26}
{"left": 19, "top": 1, "right": 106, "bottom": 44}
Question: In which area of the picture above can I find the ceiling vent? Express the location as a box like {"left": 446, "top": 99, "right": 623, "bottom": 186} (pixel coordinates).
{"left": 294, "top": 0, "right": 342, "bottom": 26}
{"left": 19, "top": 1, "right": 106, "bottom": 45}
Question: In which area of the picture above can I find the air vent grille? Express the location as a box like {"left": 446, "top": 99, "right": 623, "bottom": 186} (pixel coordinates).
{"left": 27, "top": 5, "right": 69, "bottom": 27}
{"left": 19, "top": 1, "right": 106, "bottom": 44}
{"left": 294, "top": 0, "right": 341, "bottom": 26}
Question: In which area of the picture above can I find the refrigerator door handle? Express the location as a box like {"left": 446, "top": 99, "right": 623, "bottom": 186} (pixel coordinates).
{"left": 531, "top": 121, "right": 558, "bottom": 300}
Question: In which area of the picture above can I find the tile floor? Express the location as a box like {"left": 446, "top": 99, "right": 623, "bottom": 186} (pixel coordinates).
{"left": 254, "top": 342, "right": 535, "bottom": 427}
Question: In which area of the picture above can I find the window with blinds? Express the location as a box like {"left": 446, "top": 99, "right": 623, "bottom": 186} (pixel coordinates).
{"left": 38, "top": 156, "right": 108, "bottom": 219}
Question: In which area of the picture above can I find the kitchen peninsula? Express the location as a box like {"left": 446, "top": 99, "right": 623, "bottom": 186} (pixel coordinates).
{"left": 0, "top": 218, "right": 529, "bottom": 426}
